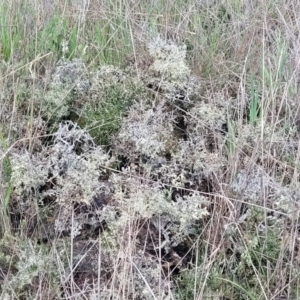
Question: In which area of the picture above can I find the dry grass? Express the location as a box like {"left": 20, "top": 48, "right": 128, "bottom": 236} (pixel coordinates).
{"left": 1, "top": 0, "right": 300, "bottom": 299}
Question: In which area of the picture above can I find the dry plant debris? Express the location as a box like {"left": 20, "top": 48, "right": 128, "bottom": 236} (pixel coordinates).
{"left": 1, "top": 15, "right": 300, "bottom": 298}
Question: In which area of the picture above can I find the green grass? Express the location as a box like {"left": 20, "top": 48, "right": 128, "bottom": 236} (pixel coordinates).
{"left": 249, "top": 75, "right": 261, "bottom": 126}
{"left": 1, "top": 0, "right": 300, "bottom": 299}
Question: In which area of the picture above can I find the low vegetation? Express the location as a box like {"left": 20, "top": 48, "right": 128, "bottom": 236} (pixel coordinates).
{"left": 1, "top": 0, "right": 300, "bottom": 299}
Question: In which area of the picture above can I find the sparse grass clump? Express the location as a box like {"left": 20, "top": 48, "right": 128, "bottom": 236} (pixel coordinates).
{"left": 79, "top": 65, "right": 146, "bottom": 145}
